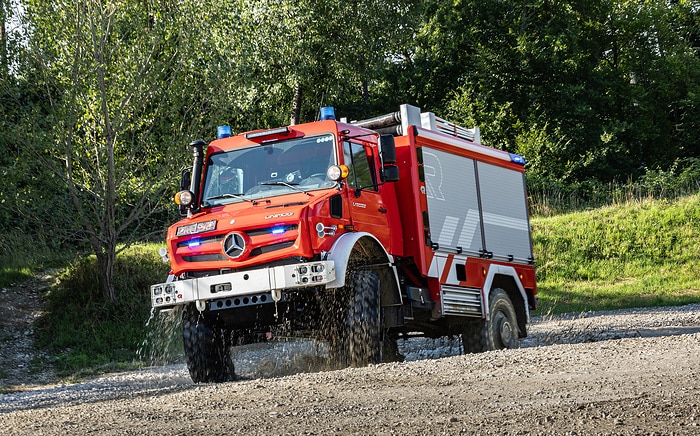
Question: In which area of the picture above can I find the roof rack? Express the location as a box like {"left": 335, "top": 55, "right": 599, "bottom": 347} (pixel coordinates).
{"left": 345, "top": 104, "right": 481, "bottom": 144}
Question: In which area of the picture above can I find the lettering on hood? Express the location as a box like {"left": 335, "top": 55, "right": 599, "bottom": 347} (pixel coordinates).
{"left": 265, "top": 212, "right": 294, "bottom": 219}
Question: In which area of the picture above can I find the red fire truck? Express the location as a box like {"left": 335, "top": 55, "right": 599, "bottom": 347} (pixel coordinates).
{"left": 151, "top": 104, "right": 537, "bottom": 383}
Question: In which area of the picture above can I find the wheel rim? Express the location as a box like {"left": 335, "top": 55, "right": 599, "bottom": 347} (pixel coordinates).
{"left": 494, "top": 311, "right": 515, "bottom": 348}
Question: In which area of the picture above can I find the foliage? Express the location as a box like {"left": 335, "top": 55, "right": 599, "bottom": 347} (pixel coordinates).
{"left": 34, "top": 243, "right": 171, "bottom": 375}
{"left": 1, "top": 0, "right": 697, "bottom": 379}
{"left": 231, "top": 0, "right": 419, "bottom": 125}
{"left": 0, "top": 230, "right": 70, "bottom": 288}
{"left": 1, "top": 0, "right": 700, "bottom": 305}
{"left": 13, "top": 0, "right": 243, "bottom": 301}
{"left": 532, "top": 193, "right": 700, "bottom": 314}
{"left": 407, "top": 0, "right": 700, "bottom": 183}
{"left": 528, "top": 157, "right": 700, "bottom": 216}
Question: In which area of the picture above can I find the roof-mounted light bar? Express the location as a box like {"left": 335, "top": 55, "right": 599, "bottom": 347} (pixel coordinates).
{"left": 245, "top": 126, "right": 291, "bottom": 140}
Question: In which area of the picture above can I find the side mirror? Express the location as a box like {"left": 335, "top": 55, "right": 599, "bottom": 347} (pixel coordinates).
{"left": 378, "top": 134, "right": 396, "bottom": 165}
{"left": 378, "top": 134, "right": 398, "bottom": 182}
{"left": 381, "top": 165, "right": 400, "bottom": 182}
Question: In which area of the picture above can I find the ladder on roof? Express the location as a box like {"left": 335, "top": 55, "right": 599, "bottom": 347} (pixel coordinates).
{"left": 346, "top": 104, "right": 481, "bottom": 144}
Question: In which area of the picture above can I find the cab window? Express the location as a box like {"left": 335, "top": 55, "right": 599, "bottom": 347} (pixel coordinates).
{"left": 343, "top": 141, "right": 376, "bottom": 190}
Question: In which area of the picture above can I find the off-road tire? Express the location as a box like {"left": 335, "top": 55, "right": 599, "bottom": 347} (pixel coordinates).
{"left": 182, "top": 304, "right": 235, "bottom": 383}
{"left": 325, "top": 270, "right": 382, "bottom": 367}
{"left": 462, "top": 288, "right": 519, "bottom": 353}
{"left": 347, "top": 270, "right": 382, "bottom": 366}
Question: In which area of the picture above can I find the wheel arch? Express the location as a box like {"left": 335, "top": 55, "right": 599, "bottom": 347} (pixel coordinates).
{"left": 325, "top": 232, "right": 401, "bottom": 310}
{"left": 483, "top": 265, "right": 530, "bottom": 338}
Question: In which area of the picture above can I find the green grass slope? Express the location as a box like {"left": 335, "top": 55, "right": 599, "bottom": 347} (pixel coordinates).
{"left": 532, "top": 193, "right": 700, "bottom": 314}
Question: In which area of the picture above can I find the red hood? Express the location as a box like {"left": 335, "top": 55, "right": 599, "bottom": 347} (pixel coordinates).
{"left": 166, "top": 191, "right": 333, "bottom": 275}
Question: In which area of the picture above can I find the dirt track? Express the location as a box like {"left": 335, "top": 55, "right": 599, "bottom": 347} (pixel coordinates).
{"left": 1, "top": 305, "right": 699, "bottom": 435}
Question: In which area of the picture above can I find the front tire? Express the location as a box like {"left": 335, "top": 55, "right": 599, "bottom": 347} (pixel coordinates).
{"left": 182, "top": 304, "right": 235, "bottom": 383}
{"left": 325, "top": 270, "right": 382, "bottom": 367}
{"left": 462, "top": 288, "right": 519, "bottom": 353}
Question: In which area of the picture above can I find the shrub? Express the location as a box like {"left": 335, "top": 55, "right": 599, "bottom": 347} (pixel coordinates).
{"left": 34, "top": 243, "right": 174, "bottom": 375}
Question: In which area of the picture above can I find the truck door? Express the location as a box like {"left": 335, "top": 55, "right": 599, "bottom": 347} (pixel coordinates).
{"left": 343, "top": 141, "right": 391, "bottom": 248}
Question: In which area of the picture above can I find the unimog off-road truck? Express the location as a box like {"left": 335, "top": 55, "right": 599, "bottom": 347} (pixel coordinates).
{"left": 151, "top": 105, "right": 537, "bottom": 383}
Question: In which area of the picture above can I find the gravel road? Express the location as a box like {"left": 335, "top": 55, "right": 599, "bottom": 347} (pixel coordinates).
{"left": 1, "top": 304, "right": 699, "bottom": 435}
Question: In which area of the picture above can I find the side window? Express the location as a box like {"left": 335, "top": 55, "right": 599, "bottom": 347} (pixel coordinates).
{"left": 343, "top": 141, "right": 376, "bottom": 190}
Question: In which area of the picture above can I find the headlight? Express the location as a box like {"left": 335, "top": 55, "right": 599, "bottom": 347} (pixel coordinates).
{"left": 327, "top": 165, "right": 349, "bottom": 181}
{"left": 175, "top": 190, "right": 194, "bottom": 206}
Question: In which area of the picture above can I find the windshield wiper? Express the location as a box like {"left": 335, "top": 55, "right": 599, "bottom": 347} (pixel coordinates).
{"left": 265, "top": 201, "right": 308, "bottom": 209}
{"left": 260, "top": 181, "right": 311, "bottom": 196}
{"left": 204, "top": 193, "right": 256, "bottom": 205}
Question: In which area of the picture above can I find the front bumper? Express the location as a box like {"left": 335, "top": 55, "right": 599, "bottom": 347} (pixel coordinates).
{"left": 151, "top": 261, "right": 336, "bottom": 309}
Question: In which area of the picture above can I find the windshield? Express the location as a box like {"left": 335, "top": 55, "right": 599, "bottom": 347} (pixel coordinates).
{"left": 201, "top": 134, "right": 337, "bottom": 206}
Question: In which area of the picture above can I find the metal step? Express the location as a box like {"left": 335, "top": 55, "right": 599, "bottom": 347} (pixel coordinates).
{"left": 441, "top": 285, "right": 483, "bottom": 317}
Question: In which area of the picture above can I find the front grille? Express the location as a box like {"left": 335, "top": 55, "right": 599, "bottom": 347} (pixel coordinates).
{"left": 179, "top": 223, "right": 298, "bottom": 264}
{"left": 182, "top": 254, "right": 227, "bottom": 262}
{"left": 246, "top": 224, "right": 298, "bottom": 237}
{"left": 249, "top": 241, "right": 295, "bottom": 257}
{"left": 177, "top": 234, "right": 226, "bottom": 248}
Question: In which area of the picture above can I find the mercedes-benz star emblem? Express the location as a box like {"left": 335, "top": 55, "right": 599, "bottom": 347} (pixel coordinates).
{"left": 222, "top": 232, "right": 246, "bottom": 259}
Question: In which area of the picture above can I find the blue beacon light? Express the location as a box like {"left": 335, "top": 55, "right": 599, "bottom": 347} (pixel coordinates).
{"left": 217, "top": 125, "right": 232, "bottom": 139}
{"left": 509, "top": 153, "right": 526, "bottom": 165}
{"left": 319, "top": 106, "right": 336, "bottom": 121}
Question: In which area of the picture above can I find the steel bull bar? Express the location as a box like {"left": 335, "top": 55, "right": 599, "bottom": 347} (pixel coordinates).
{"left": 151, "top": 261, "right": 335, "bottom": 311}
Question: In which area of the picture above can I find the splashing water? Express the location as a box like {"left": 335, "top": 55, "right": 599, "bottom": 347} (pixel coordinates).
{"left": 137, "top": 307, "right": 185, "bottom": 366}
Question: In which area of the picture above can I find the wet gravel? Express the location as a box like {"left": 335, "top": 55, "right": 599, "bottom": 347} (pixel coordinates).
{"left": 1, "top": 303, "right": 698, "bottom": 421}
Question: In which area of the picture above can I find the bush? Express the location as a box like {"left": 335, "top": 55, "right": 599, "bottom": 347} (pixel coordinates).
{"left": 34, "top": 243, "right": 175, "bottom": 376}
{"left": 528, "top": 157, "right": 700, "bottom": 216}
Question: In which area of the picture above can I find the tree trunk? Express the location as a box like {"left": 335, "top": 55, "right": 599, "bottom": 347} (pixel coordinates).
{"left": 97, "top": 248, "right": 117, "bottom": 302}
{"left": 0, "top": 1, "right": 7, "bottom": 77}
{"left": 359, "top": 52, "right": 368, "bottom": 102}
{"left": 290, "top": 81, "right": 302, "bottom": 125}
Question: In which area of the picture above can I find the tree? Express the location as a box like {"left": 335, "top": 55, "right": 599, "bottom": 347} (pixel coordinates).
{"left": 232, "top": 0, "right": 419, "bottom": 126}
{"left": 20, "top": 0, "right": 241, "bottom": 301}
{"left": 0, "top": 0, "right": 6, "bottom": 76}
{"left": 406, "top": 0, "right": 700, "bottom": 184}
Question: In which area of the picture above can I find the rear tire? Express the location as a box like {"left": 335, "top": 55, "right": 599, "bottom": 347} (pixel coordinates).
{"left": 462, "top": 288, "right": 519, "bottom": 353}
{"left": 182, "top": 304, "right": 235, "bottom": 383}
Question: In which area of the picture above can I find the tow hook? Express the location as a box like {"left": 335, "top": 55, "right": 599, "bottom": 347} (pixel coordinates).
{"left": 271, "top": 289, "right": 282, "bottom": 302}
{"left": 271, "top": 289, "right": 282, "bottom": 319}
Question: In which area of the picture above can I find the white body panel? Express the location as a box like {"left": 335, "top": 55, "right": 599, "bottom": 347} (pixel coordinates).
{"left": 422, "top": 145, "right": 533, "bottom": 264}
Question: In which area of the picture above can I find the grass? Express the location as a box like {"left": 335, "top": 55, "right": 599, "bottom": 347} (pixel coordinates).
{"left": 0, "top": 230, "right": 70, "bottom": 288}
{"left": 531, "top": 193, "right": 700, "bottom": 314}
